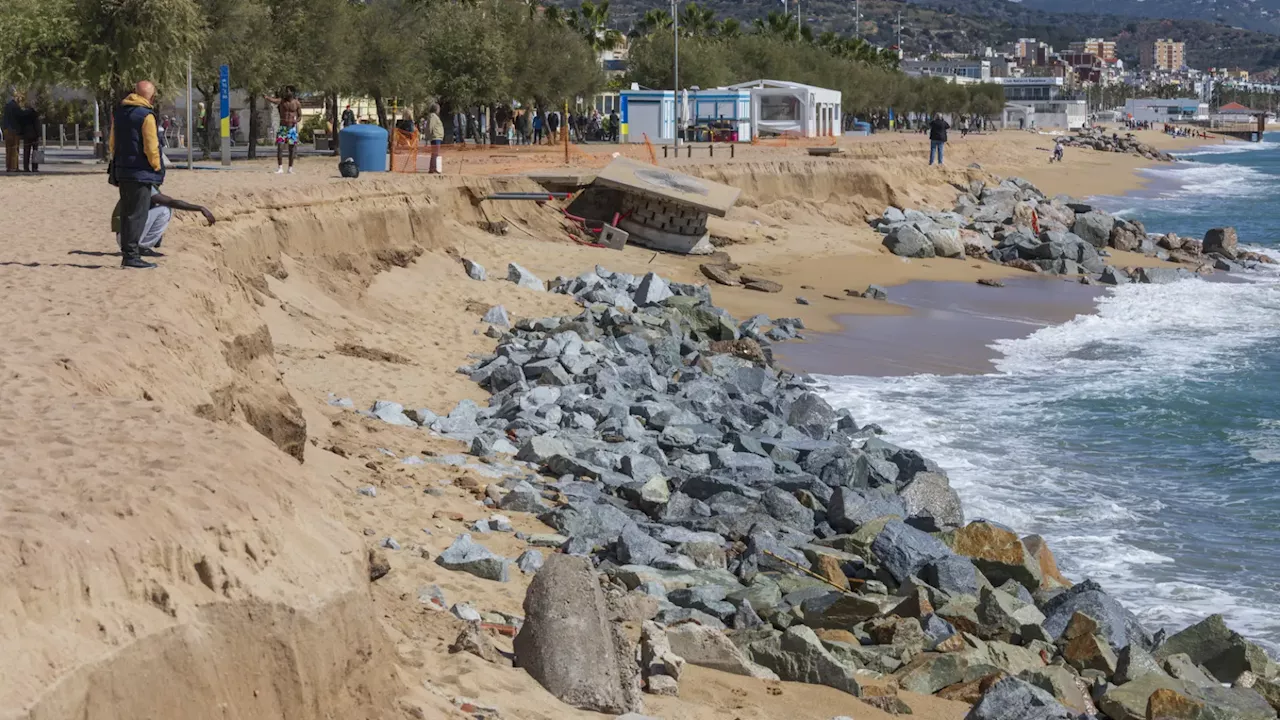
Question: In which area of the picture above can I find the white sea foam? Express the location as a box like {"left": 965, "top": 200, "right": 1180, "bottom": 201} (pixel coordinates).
{"left": 818, "top": 275, "right": 1280, "bottom": 649}
{"left": 1175, "top": 140, "right": 1280, "bottom": 158}
{"left": 1140, "top": 163, "right": 1273, "bottom": 200}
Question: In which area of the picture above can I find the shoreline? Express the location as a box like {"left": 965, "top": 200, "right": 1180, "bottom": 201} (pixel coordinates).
{"left": 775, "top": 275, "right": 1105, "bottom": 376}
{"left": 768, "top": 130, "right": 1252, "bottom": 379}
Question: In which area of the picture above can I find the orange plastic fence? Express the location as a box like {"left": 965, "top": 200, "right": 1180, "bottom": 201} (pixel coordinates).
{"left": 391, "top": 129, "right": 419, "bottom": 172}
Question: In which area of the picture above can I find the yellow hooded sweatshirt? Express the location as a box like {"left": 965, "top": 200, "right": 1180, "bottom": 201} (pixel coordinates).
{"left": 109, "top": 93, "right": 161, "bottom": 171}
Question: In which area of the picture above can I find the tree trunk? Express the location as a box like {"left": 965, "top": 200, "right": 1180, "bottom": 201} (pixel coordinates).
{"left": 330, "top": 94, "right": 340, "bottom": 156}
{"left": 375, "top": 96, "right": 388, "bottom": 131}
{"left": 248, "top": 94, "right": 259, "bottom": 160}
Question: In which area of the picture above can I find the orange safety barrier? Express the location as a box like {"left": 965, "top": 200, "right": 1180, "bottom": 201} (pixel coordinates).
{"left": 391, "top": 128, "right": 420, "bottom": 172}
{"left": 642, "top": 133, "right": 657, "bottom": 165}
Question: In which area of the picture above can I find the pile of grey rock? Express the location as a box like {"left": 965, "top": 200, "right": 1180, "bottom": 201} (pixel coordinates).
{"left": 359, "top": 262, "right": 1280, "bottom": 719}
{"left": 1058, "top": 129, "right": 1175, "bottom": 161}
{"left": 872, "top": 176, "right": 1274, "bottom": 284}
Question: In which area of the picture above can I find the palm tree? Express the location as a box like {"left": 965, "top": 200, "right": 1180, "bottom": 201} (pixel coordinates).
{"left": 679, "top": 2, "right": 716, "bottom": 37}
{"left": 717, "top": 17, "right": 742, "bottom": 38}
{"left": 634, "top": 7, "right": 671, "bottom": 36}
{"left": 577, "top": 0, "right": 623, "bottom": 52}
{"left": 752, "top": 10, "right": 799, "bottom": 41}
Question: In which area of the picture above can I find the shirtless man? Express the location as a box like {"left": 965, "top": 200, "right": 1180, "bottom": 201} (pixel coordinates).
{"left": 263, "top": 86, "right": 302, "bottom": 174}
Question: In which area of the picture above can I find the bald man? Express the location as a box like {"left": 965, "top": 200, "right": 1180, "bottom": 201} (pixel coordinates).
{"left": 110, "top": 80, "right": 165, "bottom": 269}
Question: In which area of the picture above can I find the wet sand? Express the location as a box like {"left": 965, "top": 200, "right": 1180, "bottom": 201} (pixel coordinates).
{"left": 776, "top": 276, "right": 1106, "bottom": 376}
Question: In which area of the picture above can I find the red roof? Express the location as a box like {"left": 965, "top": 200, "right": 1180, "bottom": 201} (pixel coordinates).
{"left": 1218, "top": 102, "right": 1255, "bottom": 113}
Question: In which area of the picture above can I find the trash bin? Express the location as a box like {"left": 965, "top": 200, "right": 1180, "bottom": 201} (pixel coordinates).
{"left": 338, "top": 124, "right": 388, "bottom": 173}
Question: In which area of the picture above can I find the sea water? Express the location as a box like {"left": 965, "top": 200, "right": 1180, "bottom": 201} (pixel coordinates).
{"left": 819, "top": 133, "right": 1280, "bottom": 651}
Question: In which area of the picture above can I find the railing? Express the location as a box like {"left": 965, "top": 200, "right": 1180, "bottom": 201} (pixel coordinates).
{"left": 36, "top": 124, "right": 99, "bottom": 149}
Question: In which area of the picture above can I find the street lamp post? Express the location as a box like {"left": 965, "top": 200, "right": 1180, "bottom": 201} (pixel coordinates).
{"left": 673, "top": 0, "right": 681, "bottom": 146}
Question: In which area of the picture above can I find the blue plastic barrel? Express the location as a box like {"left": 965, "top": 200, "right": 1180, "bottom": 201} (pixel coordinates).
{"left": 338, "top": 124, "right": 388, "bottom": 173}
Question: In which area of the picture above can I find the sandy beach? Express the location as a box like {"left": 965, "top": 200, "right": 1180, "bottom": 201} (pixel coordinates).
{"left": 0, "top": 127, "right": 1218, "bottom": 719}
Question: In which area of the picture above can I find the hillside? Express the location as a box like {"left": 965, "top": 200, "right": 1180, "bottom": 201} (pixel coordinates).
{"left": 1009, "top": 0, "right": 1280, "bottom": 37}
{"left": 598, "top": 0, "right": 1280, "bottom": 73}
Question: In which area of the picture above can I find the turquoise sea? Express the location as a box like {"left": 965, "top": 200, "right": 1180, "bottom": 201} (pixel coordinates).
{"left": 820, "top": 132, "right": 1280, "bottom": 651}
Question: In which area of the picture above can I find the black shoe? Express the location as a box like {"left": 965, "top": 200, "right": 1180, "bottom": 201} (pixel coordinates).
{"left": 140, "top": 247, "right": 165, "bottom": 257}
{"left": 121, "top": 257, "right": 157, "bottom": 269}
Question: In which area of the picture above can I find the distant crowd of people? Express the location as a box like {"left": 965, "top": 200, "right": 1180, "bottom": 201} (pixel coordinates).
{"left": 3, "top": 90, "right": 42, "bottom": 173}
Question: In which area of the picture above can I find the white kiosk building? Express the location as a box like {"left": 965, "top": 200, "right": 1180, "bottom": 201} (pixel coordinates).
{"left": 724, "top": 79, "right": 843, "bottom": 138}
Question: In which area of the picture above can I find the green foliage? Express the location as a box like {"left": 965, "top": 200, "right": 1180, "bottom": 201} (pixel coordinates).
{"left": 0, "top": 0, "right": 83, "bottom": 90}
{"left": 0, "top": 0, "right": 204, "bottom": 98}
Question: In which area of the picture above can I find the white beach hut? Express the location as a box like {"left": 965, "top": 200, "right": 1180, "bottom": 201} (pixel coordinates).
{"left": 724, "top": 79, "right": 843, "bottom": 138}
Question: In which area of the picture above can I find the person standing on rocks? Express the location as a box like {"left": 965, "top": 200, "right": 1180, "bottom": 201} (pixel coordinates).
{"left": 263, "top": 86, "right": 302, "bottom": 174}
{"left": 928, "top": 113, "right": 949, "bottom": 166}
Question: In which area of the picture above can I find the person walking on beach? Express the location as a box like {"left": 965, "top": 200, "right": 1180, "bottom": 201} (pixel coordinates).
{"left": 263, "top": 86, "right": 302, "bottom": 174}
{"left": 532, "top": 111, "right": 543, "bottom": 145}
{"left": 112, "top": 184, "right": 216, "bottom": 257}
{"left": 3, "top": 90, "right": 20, "bottom": 173}
{"left": 19, "top": 99, "right": 40, "bottom": 172}
{"left": 109, "top": 80, "right": 166, "bottom": 269}
{"left": 928, "top": 113, "right": 949, "bottom": 166}
{"left": 1051, "top": 138, "right": 1065, "bottom": 164}
{"left": 425, "top": 103, "right": 444, "bottom": 173}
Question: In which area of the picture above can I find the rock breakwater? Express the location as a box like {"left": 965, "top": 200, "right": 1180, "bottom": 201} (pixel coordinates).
{"left": 351, "top": 259, "right": 1279, "bottom": 719}
{"left": 873, "top": 176, "right": 1274, "bottom": 283}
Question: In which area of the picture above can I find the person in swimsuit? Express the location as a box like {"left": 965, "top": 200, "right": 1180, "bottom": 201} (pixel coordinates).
{"left": 263, "top": 86, "right": 302, "bottom": 174}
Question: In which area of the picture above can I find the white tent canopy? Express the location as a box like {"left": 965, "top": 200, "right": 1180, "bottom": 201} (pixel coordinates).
{"left": 722, "top": 79, "right": 842, "bottom": 138}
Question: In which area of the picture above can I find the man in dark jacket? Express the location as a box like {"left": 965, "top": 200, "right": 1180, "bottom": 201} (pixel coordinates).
{"left": 20, "top": 101, "right": 40, "bottom": 172}
{"left": 928, "top": 113, "right": 950, "bottom": 166}
{"left": 2, "top": 91, "right": 20, "bottom": 173}
{"left": 110, "top": 80, "right": 166, "bottom": 269}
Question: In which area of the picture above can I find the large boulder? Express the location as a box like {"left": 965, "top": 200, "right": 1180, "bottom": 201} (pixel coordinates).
{"left": 1021, "top": 535, "right": 1071, "bottom": 590}
{"left": 1098, "top": 673, "right": 1188, "bottom": 720}
{"left": 870, "top": 520, "right": 955, "bottom": 584}
{"left": 665, "top": 623, "right": 778, "bottom": 679}
{"left": 885, "top": 225, "right": 936, "bottom": 258}
{"left": 436, "top": 534, "right": 509, "bottom": 582}
{"left": 1137, "top": 267, "right": 1187, "bottom": 284}
{"left": 965, "top": 676, "right": 1076, "bottom": 720}
{"left": 1109, "top": 219, "right": 1145, "bottom": 252}
{"left": 899, "top": 471, "right": 965, "bottom": 532}
{"left": 787, "top": 392, "right": 837, "bottom": 439}
{"left": 976, "top": 586, "right": 1046, "bottom": 642}
{"left": 507, "top": 262, "right": 546, "bottom": 291}
{"left": 1203, "top": 227, "right": 1240, "bottom": 259}
{"left": 1072, "top": 211, "right": 1114, "bottom": 248}
{"left": 746, "top": 626, "right": 867, "bottom": 696}
{"left": 827, "top": 488, "right": 906, "bottom": 532}
{"left": 1040, "top": 579, "right": 1153, "bottom": 651}
{"left": 514, "top": 554, "right": 643, "bottom": 713}
{"left": 928, "top": 228, "right": 965, "bottom": 258}
{"left": 1019, "top": 666, "right": 1095, "bottom": 715}
{"left": 1155, "top": 614, "right": 1277, "bottom": 683}
{"left": 951, "top": 521, "right": 1042, "bottom": 591}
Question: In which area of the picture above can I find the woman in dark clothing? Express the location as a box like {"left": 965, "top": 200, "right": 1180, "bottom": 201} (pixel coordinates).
{"left": 19, "top": 103, "right": 39, "bottom": 172}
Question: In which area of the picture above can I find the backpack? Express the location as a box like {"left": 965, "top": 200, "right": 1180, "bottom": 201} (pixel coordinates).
{"left": 338, "top": 157, "right": 359, "bottom": 178}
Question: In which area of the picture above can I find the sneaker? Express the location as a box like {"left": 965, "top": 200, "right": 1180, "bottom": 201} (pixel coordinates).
{"left": 275, "top": 167, "right": 284, "bottom": 174}
{"left": 287, "top": 167, "right": 295, "bottom": 174}
{"left": 121, "top": 257, "right": 157, "bottom": 269}
{"left": 140, "top": 248, "right": 165, "bottom": 257}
